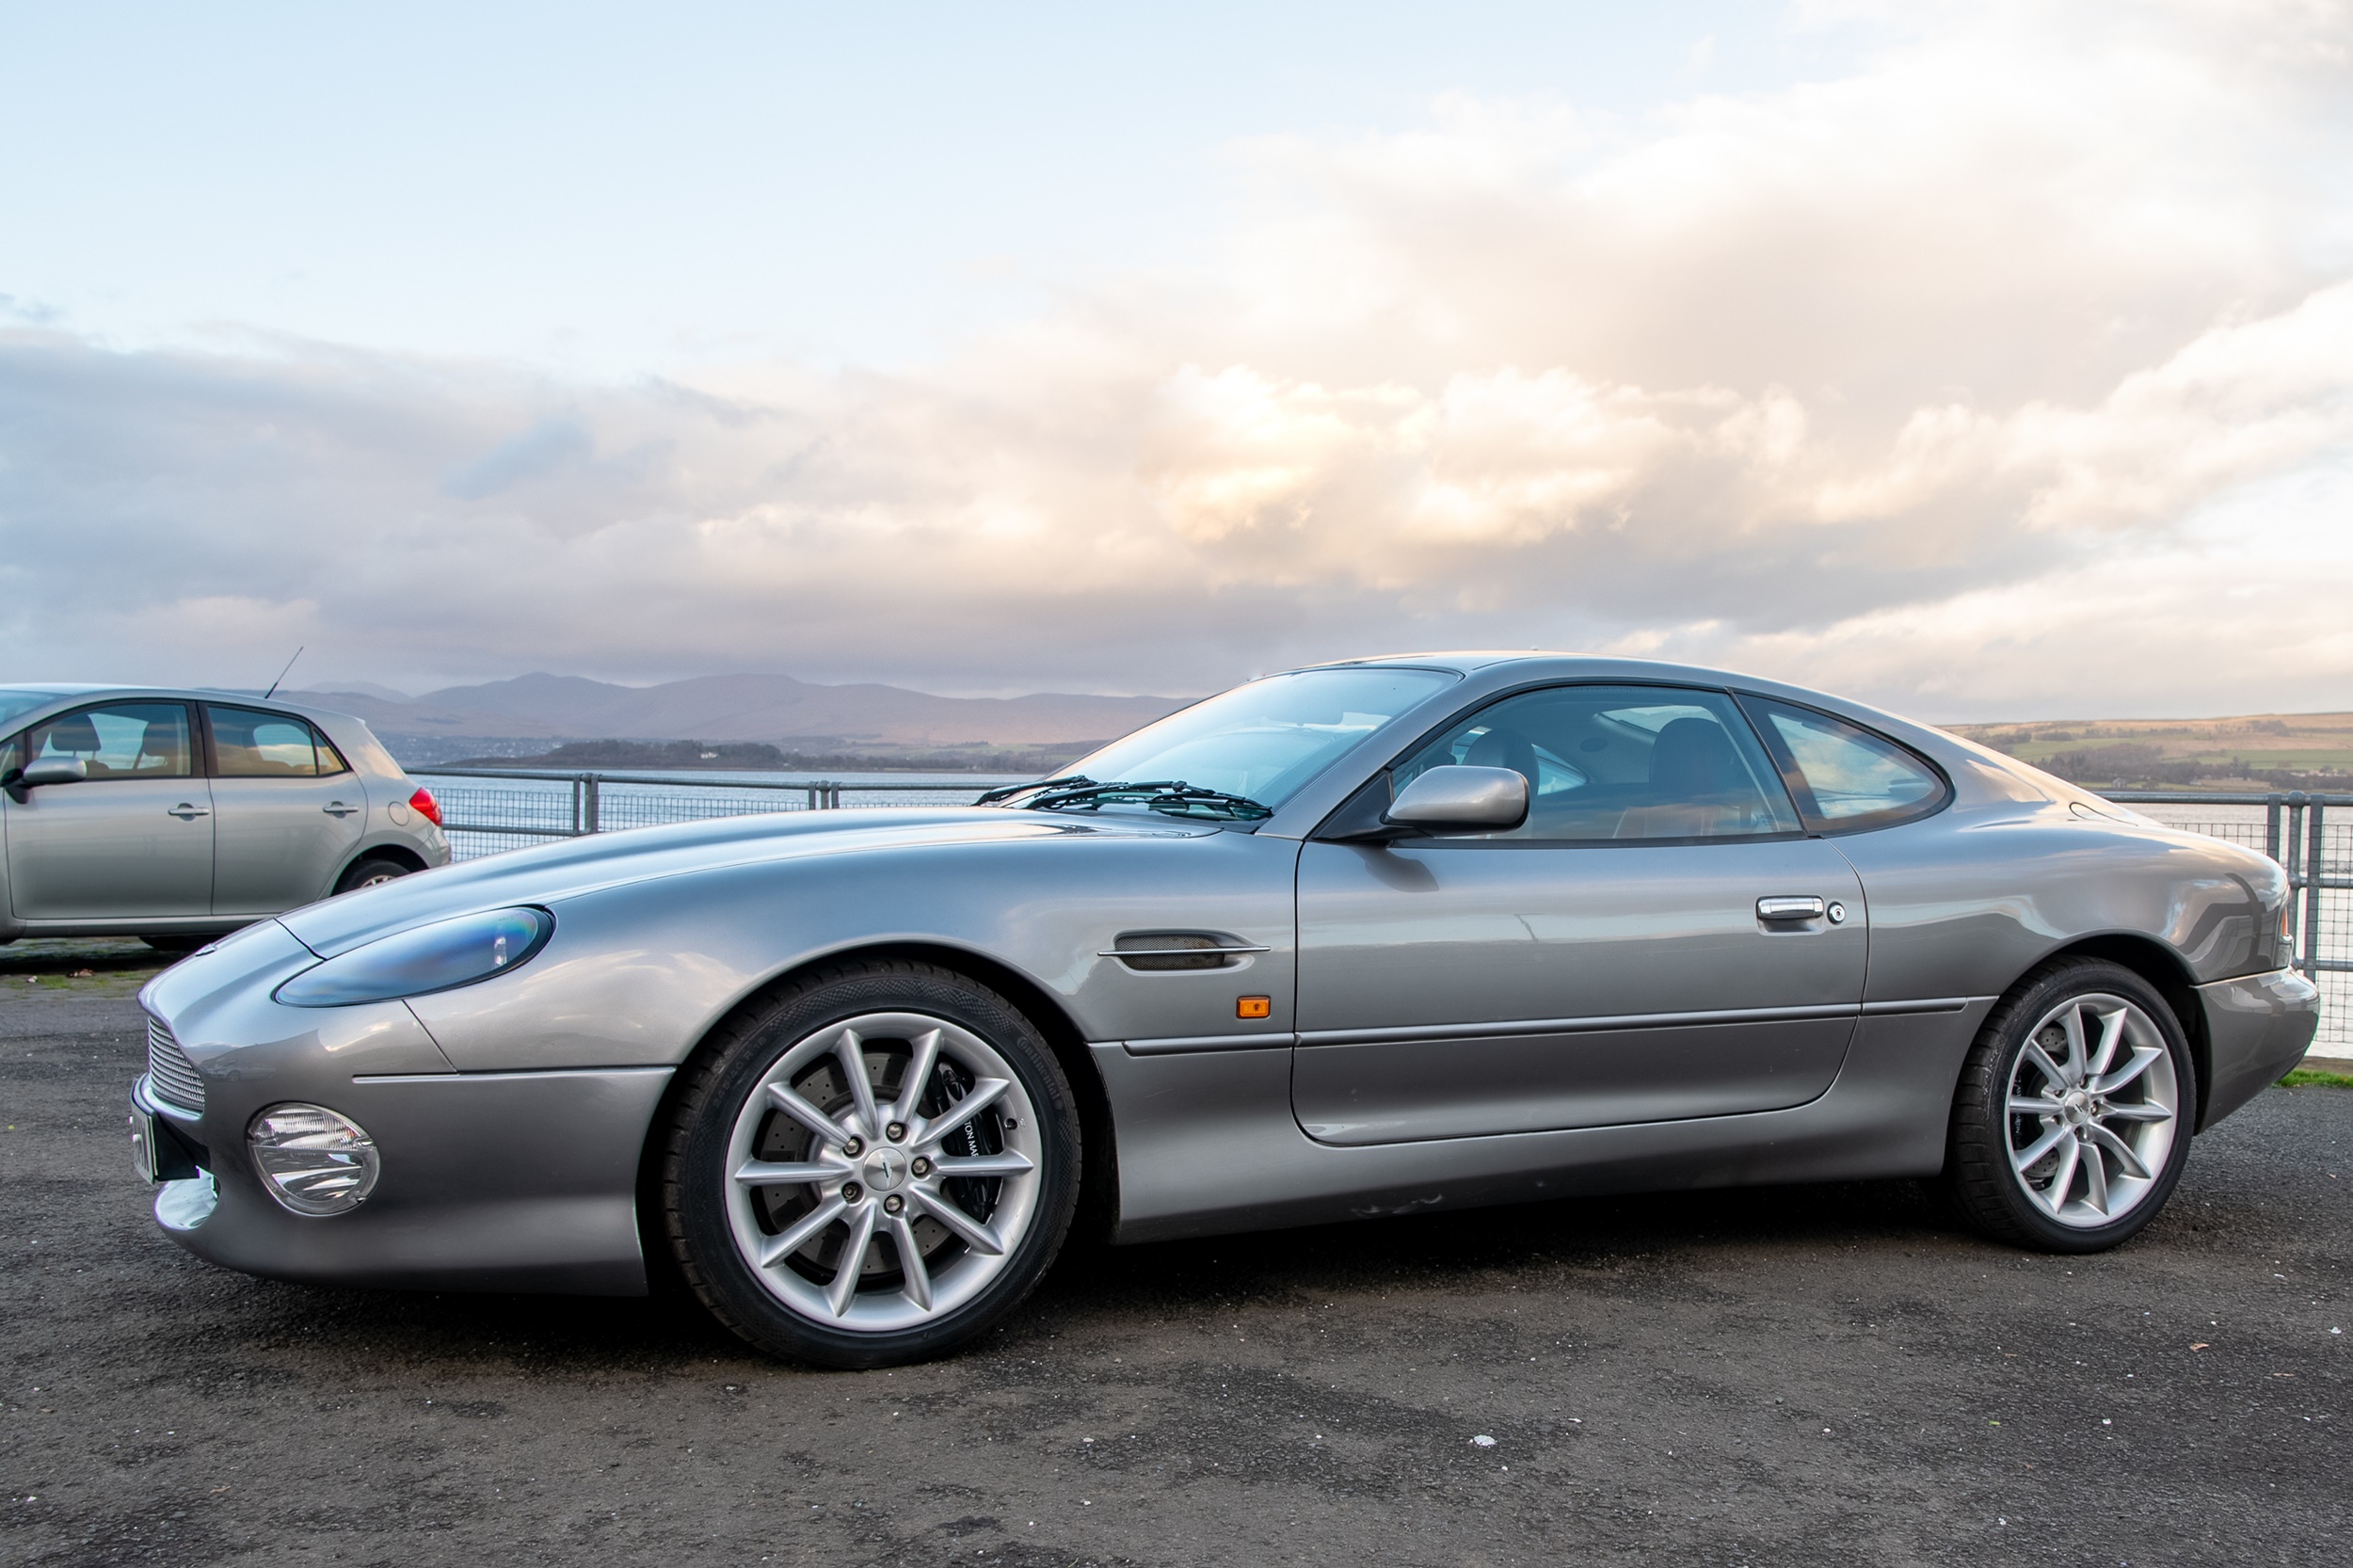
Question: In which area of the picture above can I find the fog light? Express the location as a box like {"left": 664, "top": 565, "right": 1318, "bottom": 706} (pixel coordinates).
{"left": 248, "top": 1104, "right": 379, "bottom": 1216}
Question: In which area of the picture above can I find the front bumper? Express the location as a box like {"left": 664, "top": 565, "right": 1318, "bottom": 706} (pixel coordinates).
{"left": 131, "top": 919, "right": 670, "bottom": 1296}
{"left": 2196, "top": 967, "right": 2321, "bottom": 1131}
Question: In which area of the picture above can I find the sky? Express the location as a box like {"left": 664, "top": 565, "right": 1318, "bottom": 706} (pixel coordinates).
{"left": 3, "top": 0, "right": 2351, "bottom": 719}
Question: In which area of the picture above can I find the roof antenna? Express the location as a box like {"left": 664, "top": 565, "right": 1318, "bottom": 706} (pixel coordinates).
{"left": 264, "top": 646, "right": 304, "bottom": 700}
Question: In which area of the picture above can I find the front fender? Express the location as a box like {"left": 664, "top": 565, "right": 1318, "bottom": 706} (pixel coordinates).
{"left": 398, "top": 827, "right": 1303, "bottom": 1071}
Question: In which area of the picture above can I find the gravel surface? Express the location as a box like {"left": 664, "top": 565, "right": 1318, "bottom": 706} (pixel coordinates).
{"left": 2, "top": 939, "right": 2347, "bottom": 1567}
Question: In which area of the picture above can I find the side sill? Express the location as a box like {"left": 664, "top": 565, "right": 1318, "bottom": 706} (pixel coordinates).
{"left": 1299, "top": 1002, "right": 1860, "bottom": 1048}
{"left": 1119, "top": 1033, "right": 1299, "bottom": 1057}
{"left": 350, "top": 1065, "right": 676, "bottom": 1083}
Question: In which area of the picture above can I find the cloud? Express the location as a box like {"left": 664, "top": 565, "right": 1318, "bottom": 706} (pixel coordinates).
{"left": 4, "top": 0, "right": 2353, "bottom": 717}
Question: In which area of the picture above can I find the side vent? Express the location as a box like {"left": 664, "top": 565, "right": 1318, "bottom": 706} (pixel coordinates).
{"left": 1101, "top": 933, "right": 1272, "bottom": 972}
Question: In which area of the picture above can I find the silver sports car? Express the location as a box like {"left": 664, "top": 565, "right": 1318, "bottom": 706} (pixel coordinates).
{"left": 130, "top": 654, "right": 2319, "bottom": 1367}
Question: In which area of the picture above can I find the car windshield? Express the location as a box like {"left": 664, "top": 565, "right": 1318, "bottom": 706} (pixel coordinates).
{"left": 0, "top": 688, "right": 75, "bottom": 732}
{"left": 1057, "top": 666, "right": 1458, "bottom": 811}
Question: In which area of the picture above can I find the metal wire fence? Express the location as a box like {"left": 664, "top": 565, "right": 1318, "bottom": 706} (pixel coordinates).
{"left": 413, "top": 768, "right": 1010, "bottom": 864}
{"left": 412, "top": 771, "right": 2346, "bottom": 1053}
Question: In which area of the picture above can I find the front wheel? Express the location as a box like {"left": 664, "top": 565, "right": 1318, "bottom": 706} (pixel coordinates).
{"left": 661, "top": 960, "right": 1080, "bottom": 1368}
{"left": 1940, "top": 958, "right": 2194, "bottom": 1253}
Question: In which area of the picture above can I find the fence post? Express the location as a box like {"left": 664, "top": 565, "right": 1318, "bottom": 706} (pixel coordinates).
{"left": 2265, "top": 793, "right": 2282, "bottom": 865}
{"left": 2305, "top": 798, "right": 2326, "bottom": 980}
{"left": 2285, "top": 792, "right": 2309, "bottom": 951}
{"left": 583, "top": 774, "right": 601, "bottom": 835}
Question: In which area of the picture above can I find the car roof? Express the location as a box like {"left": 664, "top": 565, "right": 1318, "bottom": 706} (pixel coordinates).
{"left": 0, "top": 684, "right": 370, "bottom": 734}
{"left": 1281, "top": 649, "right": 1966, "bottom": 753}
{"left": 0, "top": 682, "right": 317, "bottom": 703}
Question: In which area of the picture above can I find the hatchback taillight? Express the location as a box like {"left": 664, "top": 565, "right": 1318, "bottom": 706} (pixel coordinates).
{"left": 408, "top": 786, "right": 443, "bottom": 827}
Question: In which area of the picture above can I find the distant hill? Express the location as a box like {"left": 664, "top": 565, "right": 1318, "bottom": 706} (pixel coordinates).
{"left": 1951, "top": 712, "right": 2353, "bottom": 790}
{"left": 288, "top": 672, "right": 1195, "bottom": 752}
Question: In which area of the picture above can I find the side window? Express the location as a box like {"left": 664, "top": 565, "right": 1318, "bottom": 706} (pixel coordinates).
{"left": 1741, "top": 696, "right": 1948, "bottom": 832}
{"left": 24, "top": 703, "right": 192, "bottom": 779}
{"left": 313, "top": 727, "right": 351, "bottom": 776}
{"left": 1393, "top": 684, "right": 1801, "bottom": 842}
{"left": 0, "top": 731, "right": 21, "bottom": 776}
{"left": 209, "top": 706, "right": 324, "bottom": 777}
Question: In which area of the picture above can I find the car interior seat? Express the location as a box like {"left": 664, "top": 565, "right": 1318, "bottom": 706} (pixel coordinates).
{"left": 40, "top": 713, "right": 106, "bottom": 772}
{"left": 1614, "top": 717, "right": 1756, "bottom": 839}
{"left": 1463, "top": 727, "right": 1541, "bottom": 794}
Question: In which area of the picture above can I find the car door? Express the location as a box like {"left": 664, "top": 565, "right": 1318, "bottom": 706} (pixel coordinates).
{"left": 1293, "top": 682, "right": 1867, "bottom": 1144}
{"left": 3, "top": 701, "right": 213, "bottom": 920}
{"left": 204, "top": 705, "right": 369, "bottom": 916}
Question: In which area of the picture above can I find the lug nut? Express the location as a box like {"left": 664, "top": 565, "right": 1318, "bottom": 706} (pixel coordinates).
{"left": 841, "top": 1182, "right": 863, "bottom": 1204}
{"left": 911, "top": 1157, "right": 932, "bottom": 1177}
{"left": 883, "top": 1194, "right": 904, "bottom": 1215}
{"left": 886, "top": 1121, "right": 906, "bottom": 1142}
{"left": 840, "top": 1137, "right": 864, "bottom": 1158}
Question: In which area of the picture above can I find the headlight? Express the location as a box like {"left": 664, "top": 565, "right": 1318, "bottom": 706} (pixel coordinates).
{"left": 249, "top": 1104, "right": 379, "bottom": 1215}
{"left": 274, "top": 906, "right": 552, "bottom": 1007}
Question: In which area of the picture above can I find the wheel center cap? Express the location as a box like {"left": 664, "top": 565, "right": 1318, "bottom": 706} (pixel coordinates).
{"left": 863, "top": 1147, "right": 907, "bottom": 1192}
{"left": 2062, "top": 1089, "right": 2092, "bottom": 1124}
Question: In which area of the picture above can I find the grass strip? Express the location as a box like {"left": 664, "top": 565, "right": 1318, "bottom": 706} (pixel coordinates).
{"left": 2280, "top": 1067, "right": 2353, "bottom": 1089}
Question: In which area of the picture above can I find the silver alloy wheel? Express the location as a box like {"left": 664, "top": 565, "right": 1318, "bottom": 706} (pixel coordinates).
{"left": 722, "top": 1010, "right": 1043, "bottom": 1333}
{"left": 354, "top": 871, "right": 401, "bottom": 888}
{"left": 2004, "top": 991, "right": 2180, "bottom": 1228}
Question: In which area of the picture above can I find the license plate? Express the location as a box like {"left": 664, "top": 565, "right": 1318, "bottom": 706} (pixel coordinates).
{"left": 129, "top": 1095, "right": 198, "bottom": 1183}
{"left": 130, "top": 1105, "right": 164, "bottom": 1183}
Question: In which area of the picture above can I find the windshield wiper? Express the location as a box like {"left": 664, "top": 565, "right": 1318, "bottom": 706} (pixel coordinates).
{"left": 975, "top": 775, "right": 1094, "bottom": 806}
{"left": 984, "top": 777, "right": 1273, "bottom": 821}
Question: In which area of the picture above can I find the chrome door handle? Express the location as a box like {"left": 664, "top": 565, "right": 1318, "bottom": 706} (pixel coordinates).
{"left": 322, "top": 802, "right": 360, "bottom": 817}
{"left": 1756, "top": 896, "right": 1825, "bottom": 921}
{"left": 168, "top": 803, "right": 211, "bottom": 821}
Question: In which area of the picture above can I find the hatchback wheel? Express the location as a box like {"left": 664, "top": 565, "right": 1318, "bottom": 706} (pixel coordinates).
{"left": 1941, "top": 958, "right": 2193, "bottom": 1252}
{"left": 334, "top": 856, "right": 414, "bottom": 894}
{"left": 662, "top": 960, "right": 1080, "bottom": 1368}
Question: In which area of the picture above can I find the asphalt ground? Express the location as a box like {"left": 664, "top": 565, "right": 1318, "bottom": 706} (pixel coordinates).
{"left": 2, "top": 938, "right": 2347, "bottom": 1568}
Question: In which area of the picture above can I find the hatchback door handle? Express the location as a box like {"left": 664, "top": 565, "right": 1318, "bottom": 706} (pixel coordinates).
{"left": 168, "top": 803, "right": 211, "bottom": 821}
{"left": 1756, "top": 895, "right": 1826, "bottom": 921}
{"left": 322, "top": 801, "right": 360, "bottom": 817}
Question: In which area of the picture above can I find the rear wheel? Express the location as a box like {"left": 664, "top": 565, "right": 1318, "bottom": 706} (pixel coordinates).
{"left": 1940, "top": 958, "right": 2193, "bottom": 1252}
{"left": 333, "top": 856, "right": 413, "bottom": 894}
{"left": 662, "top": 960, "right": 1080, "bottom": 1368}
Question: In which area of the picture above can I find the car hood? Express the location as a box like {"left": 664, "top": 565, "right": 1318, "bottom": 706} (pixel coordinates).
{"left": 276, "top": 805, "right": 1219, "bottom": 957}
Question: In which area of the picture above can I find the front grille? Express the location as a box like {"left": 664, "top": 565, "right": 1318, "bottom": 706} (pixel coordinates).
{"left": 145, "top": 1016, "right": 205, "bottom": 1112}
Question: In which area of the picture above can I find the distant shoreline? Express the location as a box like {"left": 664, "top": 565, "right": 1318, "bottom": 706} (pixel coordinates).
{"left": 434, "top": 738, "right": 1094, "bottom": 775}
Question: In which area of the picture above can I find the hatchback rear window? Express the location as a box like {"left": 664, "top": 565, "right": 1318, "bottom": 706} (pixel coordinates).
{"left": 210, "top": 706, "right": 339, "bottom": 777}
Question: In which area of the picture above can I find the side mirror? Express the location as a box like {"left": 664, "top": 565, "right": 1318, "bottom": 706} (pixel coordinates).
{"left": 1384, "top": 765, "right": 1529, "bottom": 834}
{"left": 20, "top": 758, "right": 89, "bottom": 789}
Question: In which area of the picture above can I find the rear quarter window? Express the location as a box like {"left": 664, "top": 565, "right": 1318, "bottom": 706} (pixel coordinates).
{"left": 1739, "top": 696, "right": 1950, "bottom": 834}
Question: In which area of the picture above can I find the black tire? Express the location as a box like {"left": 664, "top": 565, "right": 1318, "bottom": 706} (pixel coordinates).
{"left": 661, "top": 959, "right": 1080, "bottom": 1368}
{"left": 1939, "top": 958, "right": 2196, "bottom": 1253}
{"left": 334, "top": 856, "right": 414, "bottom": 895}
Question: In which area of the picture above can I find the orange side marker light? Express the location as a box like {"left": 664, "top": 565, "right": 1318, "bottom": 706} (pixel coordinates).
{"left": 1237, "top": 996, "right": 1272, "bottom": 1019}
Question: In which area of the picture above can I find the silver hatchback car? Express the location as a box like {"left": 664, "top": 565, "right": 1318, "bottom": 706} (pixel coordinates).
{"left": 0, "top": 685, "right": 449, "bottom": 950}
